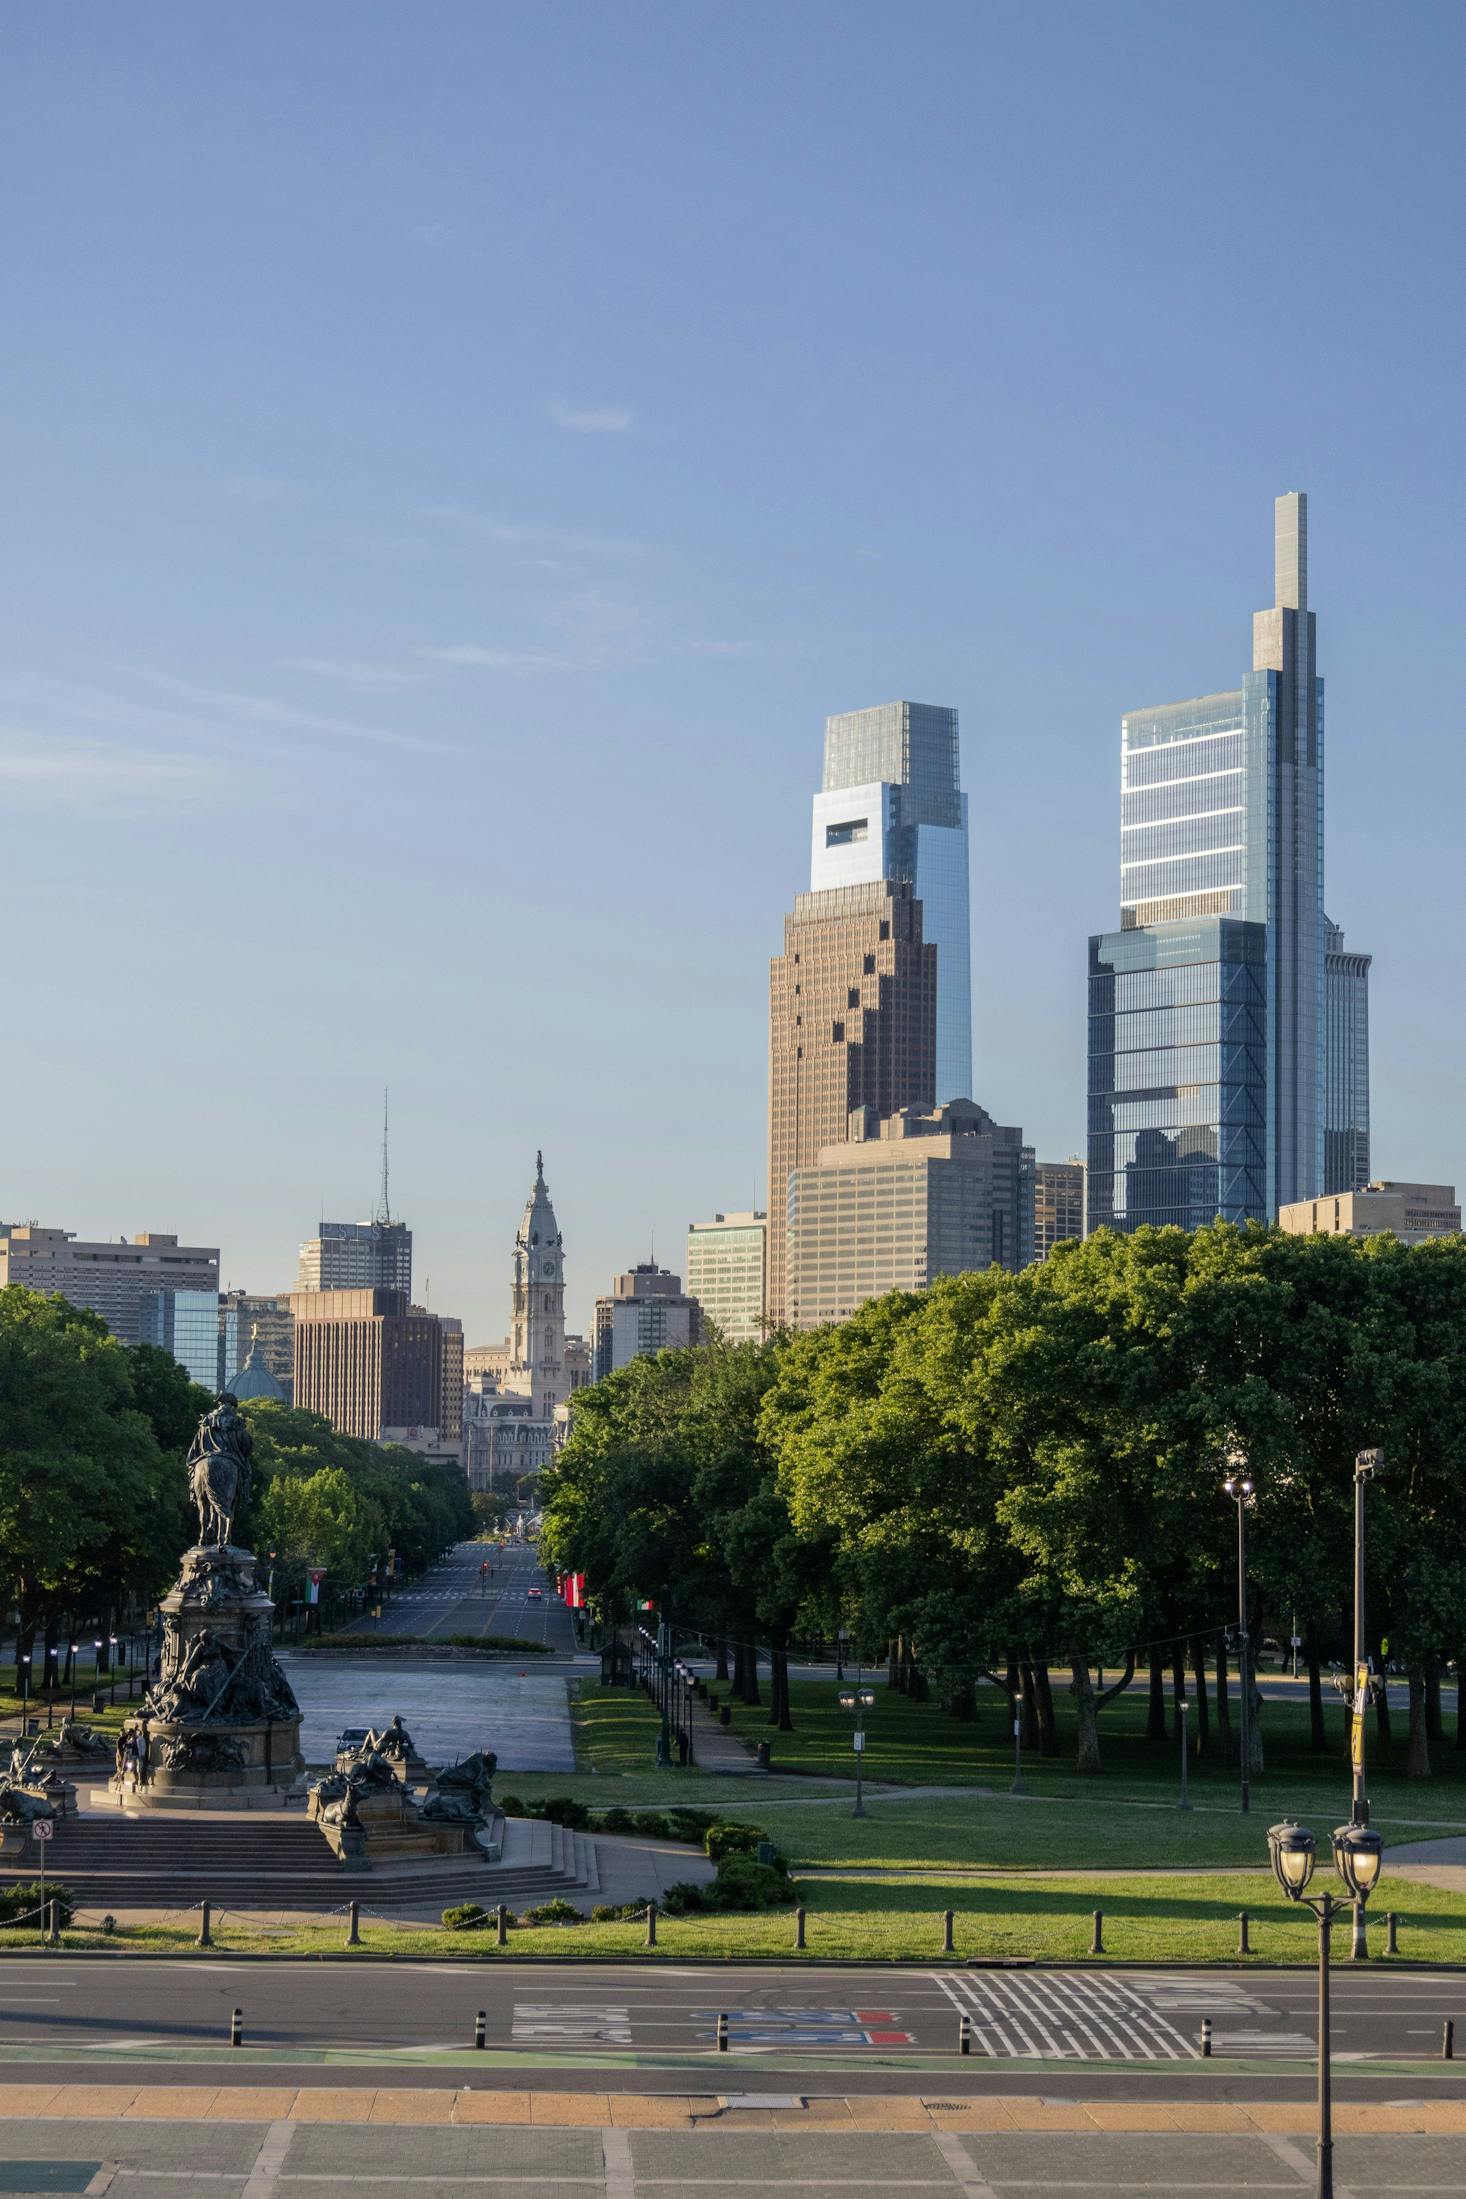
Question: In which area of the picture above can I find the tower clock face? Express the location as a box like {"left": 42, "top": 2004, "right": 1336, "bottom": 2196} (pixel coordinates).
{"left": 542, "top": 1260, "right": 555, "bottom": 1276}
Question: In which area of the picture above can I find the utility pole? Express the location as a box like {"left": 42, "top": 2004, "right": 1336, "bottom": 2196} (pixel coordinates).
{"left": 1350, "top": 1447, "right": 1383, "bottom": 1960}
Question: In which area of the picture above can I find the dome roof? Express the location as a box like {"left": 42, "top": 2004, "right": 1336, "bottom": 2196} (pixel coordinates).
{"left": 517, "top": 1149, "right": 562, "bottom": 1251}
{"left": 228, "top": 1327, "right": 285, "bottom": 1403}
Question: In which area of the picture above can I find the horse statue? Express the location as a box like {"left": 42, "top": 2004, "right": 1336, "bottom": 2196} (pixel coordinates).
{"left": 186, "top": 1392, "right": 253, "bottom": 1548}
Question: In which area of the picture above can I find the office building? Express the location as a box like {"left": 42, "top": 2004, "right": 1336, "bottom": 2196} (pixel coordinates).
{"left": 219, "top": 1289, "right": 293, "bottom": 1395}
{"left": 811, "top": 701, "right": 972, "bottom": 1106}
{"left": 1034, "top": 1159, "right": 1086, "bottom": 1260}
{"left": 592, "top": 1264, "right": 703, "bottom": 1380}
{"left": 140, "top": 1287, "right": 220, "bottom": 1389}
{"left": 0, "top": 1225, "right": 220, "bottom": 1354}
{"left": 435, "top": 1313, "right": 463, "bottom": 1445}
{"left": 685, "top": 1211, "right": 767, "bottom": 1343}
{"left": 767, "top": 878, "right": 937, "bottom": 1323}
{"left": 297, "top": 1218, "right": 412, "bottom": 1297}
{"left": 1088, "top": 492, "right": 1355, "bottom": 1231}
{"left": 289, "top": 1288, "right": 444, "bottom": 1443}
{"left": 1279, "top": 1182, "right": 1460, "bottom": 1246}
{"left": 786, "top": 1100, "right": 1034, "bottom": 1329}
{"left": 1324, "top": 918, "right": 1372, "bottom": 1194}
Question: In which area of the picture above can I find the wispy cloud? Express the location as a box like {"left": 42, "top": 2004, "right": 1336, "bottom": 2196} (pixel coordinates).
{"left": 0, "top": 730, "right": 212, "bottom": 807}
{"left": 423, "top": 505, "right": 646, "bottom": 561}
{"left": 407, "top": 221, "right": 461, "bottom": 252}
{"left": 219, "top": 473, "right": 299, "bottom": 505}
{"left": 418, "top": 643, "right": 575, "bottom": 674}
{"left": 123, "top": 666, "right": 467, "bottom": 758}
{"left": 285, "top": 655, "right": 432, "bottom": 695}
{"left": 419, "top": 590, "right": 757, "bottom": 679}
{"left": 548, "top": 402, "right": 636, "bottom": 434}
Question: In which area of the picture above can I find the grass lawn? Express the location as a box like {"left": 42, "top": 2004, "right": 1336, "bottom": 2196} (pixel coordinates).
{"left": 491, "top": 1682, "right": 1466, "bottom": 1878}
{"left": 12, "top": 1868, "right": 1466, "bottom": 1965}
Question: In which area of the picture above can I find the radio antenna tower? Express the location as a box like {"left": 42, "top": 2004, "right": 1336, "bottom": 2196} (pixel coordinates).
{"left": 374, "top": 1087, "right": 392, "bottom": 1225}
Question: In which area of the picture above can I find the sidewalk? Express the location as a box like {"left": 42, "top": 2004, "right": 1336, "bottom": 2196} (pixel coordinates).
{"left": 686, "top": 1689, "right": 767, "bottom": 1778}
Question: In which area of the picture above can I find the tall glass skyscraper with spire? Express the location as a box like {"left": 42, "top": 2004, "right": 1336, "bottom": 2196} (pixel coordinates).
{"left": 1088, "top": 493, "right": 1360, "bottom": 1232}
{"left": 810, "top": 700, "right": 973, "bottom": 1105}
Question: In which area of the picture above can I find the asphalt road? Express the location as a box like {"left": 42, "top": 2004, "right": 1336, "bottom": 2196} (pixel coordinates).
{"left": 344, "top": 1541, "right": 581, "bottom": 1655}
{"left": 1, "top": 1960, "right": 1464, "bottom": 2096}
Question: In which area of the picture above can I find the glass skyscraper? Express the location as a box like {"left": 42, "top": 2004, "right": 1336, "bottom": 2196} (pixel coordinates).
{"left": 1323, "top": 917, "right": 1371, "bottom": 1194}
{"left": 810, "top": 701, "right": 973, "bottom": 1105}
{"left": 1089, "top": 493, "right": 1346, "bottom": 1231}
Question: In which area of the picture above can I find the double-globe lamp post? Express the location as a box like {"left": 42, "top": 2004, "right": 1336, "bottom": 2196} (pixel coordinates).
{"left": 1222, "top": 1450, "right": 1255, "bottom": 1815}
{"left": 839, "top": 1687, "right": 875, "bottom": 1818}
{"left": 1268, "top": 1818, "right": 1384, "bottom": 2199}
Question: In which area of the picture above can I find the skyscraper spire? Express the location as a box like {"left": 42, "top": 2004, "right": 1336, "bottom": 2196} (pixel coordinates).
{"left": 374, "top": 1088, "right": 391, "bottom": 1225}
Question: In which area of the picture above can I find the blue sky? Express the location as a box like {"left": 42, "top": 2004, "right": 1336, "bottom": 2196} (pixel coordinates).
{"left": 4, "top": 4, "right": 1463, "bottom": 1336}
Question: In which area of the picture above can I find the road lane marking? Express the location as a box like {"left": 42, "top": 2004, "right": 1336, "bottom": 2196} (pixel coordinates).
{"left": 240, "top": 2119, "right": 295, "bottom": 2196}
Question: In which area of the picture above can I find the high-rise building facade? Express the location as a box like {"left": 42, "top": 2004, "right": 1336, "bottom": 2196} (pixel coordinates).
{"left": 289, "top": 1287, "right": 443, "bottom": 1442}
{"left": 1033, "top": 1158, "right": 1086, "bottom": 1260}
{"left": 592, "top": 1264, "right": 703, "bottom": 1381}
{"left": 1324, "top": 917, "right": 1371, "bottom": 1195}
{"left": 140, "top": 1288, "right": 221, "bottom": 1389}
{"left": 811, "top": 701, "right": 972, "bottom": 1104}
{"left": 685, "top": 1211, "right": 767, "bottom": 1343}
{"left": 786, "top": 1100, "right": 1033, "bottom": 1329}
{"left": 767, "top": 878, "right": 937, "bottom": 1324}
{"left": 1088, "top": 493, "right": 1347, "bottom": 1231}
{"left": 297, "top": 1219, "right": 412, "bottom": 1297}
{"left": 0, "top": 1225, "right": 220, "bottom": 1357}
{"left": 219, "top": 1289, "right": 294, "bottom": 1395}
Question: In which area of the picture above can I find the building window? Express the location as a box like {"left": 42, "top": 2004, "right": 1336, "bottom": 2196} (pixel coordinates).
{"left": 879, "top": 920, "right": 890, "bottom": 940}
{"left": 832, "top": 1022, "right": 844, "bottom": 1043}
{"left": 848, "top": 987, "right": 860, "bottom": 1009}
{"left": 863, "top": 954, "right": 875, "bottom": 974}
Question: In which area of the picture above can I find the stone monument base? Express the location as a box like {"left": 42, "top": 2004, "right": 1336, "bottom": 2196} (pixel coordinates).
{"left": 117, "top": 1714, "right": 304, "bottom": 1809}
{"left": 309, "top": 1780, "right": 475, "bottom": 1865}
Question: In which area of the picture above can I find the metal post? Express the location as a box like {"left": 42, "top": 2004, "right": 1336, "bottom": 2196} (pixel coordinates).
{"left": 853, "top": 1700, "right": 865, "bottom": 1819}
{"left": 959, "top": 2013, "right": 972, "bottom": 2056}
{"left": 1090, "top": 1909, "right": 1104, "bottom": 1956}
{"left": 1236, "top": 1498, "right": 1250, "bottom": 1817}
{"left": 1316, "top": 1893, "right": 1334, "bottom": 2199}
{"left": 942, "top": 1908, "right": 955, "bottom": 1954}
{"left": 794, "top": 1906, "right": 806, "bottom": 1950}
{"left": 1443, "top": 2019, "right": 1455, "bottom": 2062}
{"left": 1200, "top": 2016, "right": 1212, "bottom": 2057}
{"left": 230, "top": 2007, "right": 243, "bottom": 2048}
{"left": 46, "top": 1898, "right": 58, "bottom": 1945}
{"left": 1179, "top": 1696, "right": 1190, "bottom": 1811}
{"left": 1385, "top": 1911, "right": 1398, "bottom": 1956}
{"left": 645, "top": 1901, "right": 657, "bottom": 1948}
{"left": 716, "top": 2011, "right": 729, "bottom": 2053}
{"left": 474, "top": 2010, "right": 486, "bottom": 2050}
{"left": 346, "top": 1900, "right": 361, "bottom": 1947}
{"left": 496, "top": 1903, "right": 508, "bottom": 1946}
{"left": 197, "top": 1899, "right": 212, "bottom": 1948}
{"left": 1237, "top": 1910, "right": 1250, "bottom": 1956}
{"left": 1350, "top": 1451, "right": 1381, "bottom": 1961}
{"left": 1011, "top": 1698, "right": 1024, "bottom": 1795}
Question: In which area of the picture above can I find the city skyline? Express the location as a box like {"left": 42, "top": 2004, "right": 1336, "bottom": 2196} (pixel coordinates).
{"left": 4, "top": 7, "right": 1464, "bottom": 1336}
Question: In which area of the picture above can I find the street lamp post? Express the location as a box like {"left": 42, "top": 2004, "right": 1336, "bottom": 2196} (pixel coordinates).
{"left": 1011, "top": 1693, "right": 1024, "bottom": 1795}
{"left": 107, "top": 1636, "right": 118, "bottom": 1706}
{"left": 68, "top": 1642, "right": 80, "bottom": 1718}
{"left": 1178, "top": 1694, "right": 1191, "bottom": 1811}
{"left": 1223, "top": 1454, "right": 1255, "bottom": 1814}
{"left": 838, "top": 1687, "right": 875, "bottom": 1817}
{"left": 1348, "top": 1447, "right": 1383, "bottom": 1958}
{"left": 1267, "top": 1818, "right": 1385, "bottom": 2198}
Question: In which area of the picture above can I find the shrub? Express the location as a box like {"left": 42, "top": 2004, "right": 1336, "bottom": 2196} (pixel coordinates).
{"left": 539, "top": 1796, "right": 591, "bottom": 1829}
{"left": 710, "top": 1856, "right": 794, "bottom": 1912}
{"left": 497, "top": 1794, "right": 525, "bottom": 1817}
{"left": 632, "top": 1810, "right": 671, "bottom": 1839}
{"left": 597, "top": 1806, "right": 635, "bottom": 1835}
{"left": 521, "top": 1898, "right": 584, "bottom": 1926}
{"left": 442, "top": 1903, "right": 489, "bottom": 1930}
{"left": 659, "top": 1880, "right": 709, "bottom": 1917}
{"left": 666, "top": 1806, "right": 716, "bottom": 1841}
{"left": 0, "top": 1881, "right": 72, "bottom": 1928}
{"left": 591, "top": 1898, "right": 656, "bottom": 1922}
{"left": 704, "top": 1821, "right": 765, "bottom": 1863}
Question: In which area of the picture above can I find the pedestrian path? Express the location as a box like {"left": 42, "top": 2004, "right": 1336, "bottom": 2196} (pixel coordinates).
{"left": 685, "top": 1688, "right": 767, "bottom": 1777}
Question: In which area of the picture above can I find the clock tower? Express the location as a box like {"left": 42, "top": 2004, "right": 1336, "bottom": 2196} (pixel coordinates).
{"left": 508, "top": 1151, "right": 568, "bottom": 1419}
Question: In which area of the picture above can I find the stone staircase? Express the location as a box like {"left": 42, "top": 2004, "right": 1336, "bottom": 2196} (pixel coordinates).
{"left": 0, "top": 1809, "right": 600, "bottom": 1914}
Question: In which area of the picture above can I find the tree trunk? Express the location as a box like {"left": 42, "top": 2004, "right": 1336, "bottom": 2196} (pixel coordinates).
{"left": 1018, "top": 1660, "right": 1040, "bottom": 1749}
{"left": 735, "top": 1634, "right": 761, "bottom": 1708}
{"left": 1247, "top": 1666, "right": 1265, "bottom": 1774}
{"left": 1033, "top": 1662, "right": 1058, "bottom": 1757}
{"left": 1214, "top": 1630, "right": 1232, "bottom": 1759}
{"left": 1426, "top": 1657, "right": 1444, "bottom": 1751}
{"left": 1305, "top": 1625, "right": 1328, "bottom": 1752}
{"left": 769, "top": 1638, "right": 794, "bottom": 1732}
{"left": 1456, "top": 1649, "right": 1466, "bottom": 1752}
{"left": 1146, "top": 1651, "right": 1167, "bottom": 1742}
{"left": 1190, "top": 1636, "right": 1211, "bottom": 1753}
{"left": 904, "top": 1638, "right": 928, "bottom": 1702}
{"left": 714, "top": 1633, "right": 729, "bottom": 1684}
{"left": 887, "top": 1638, "right": 900, "bottom": 1691}
{"left": 1070, "top": 1652, "right": 1102, "bottom": 1773}
{"left": 1372, "top": 1634, "right": 1392, "bottom": 1751}
{"left": 1004, "top": 1656, "right": 1020, "bottom": 1710}
{"left": 944, "top": 1682, "right": 976, "bottom": 1722}
{"left": 1171, "top": 1643, "right": 1187, "bottom": 1743}
{"left": 1407, "top": 1666, "right": 1432, "bottom": 1779}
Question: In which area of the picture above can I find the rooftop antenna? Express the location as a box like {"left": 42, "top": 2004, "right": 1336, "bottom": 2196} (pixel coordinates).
{"left": 374, "top": 1087, "right": 392, "bottom": 1226}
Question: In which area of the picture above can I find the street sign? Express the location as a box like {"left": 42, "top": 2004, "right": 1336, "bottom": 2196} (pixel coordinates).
{"left": 31, "top": 1818, "right": 52, "bottom": 1842}
{"left": 852, "top": 1730, "right": 865, "bottom": 1752}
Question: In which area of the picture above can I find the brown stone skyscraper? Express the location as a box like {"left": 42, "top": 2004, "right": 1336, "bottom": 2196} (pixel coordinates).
{"left": 766, "top": 878, "right": 936, "bottom": 1325}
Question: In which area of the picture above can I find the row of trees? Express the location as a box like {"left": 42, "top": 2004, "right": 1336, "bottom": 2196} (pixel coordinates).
{"left": 0, "top": 1285, "right": 473, "bottom": 1649}
{"left": 540, "top": 1222, "right": 1466, "bottom": 1779}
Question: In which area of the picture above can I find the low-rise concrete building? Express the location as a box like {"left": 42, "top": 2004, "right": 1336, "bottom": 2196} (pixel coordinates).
{"left": 1278, "top": 1181, "right": 1461, "bottom": 1246}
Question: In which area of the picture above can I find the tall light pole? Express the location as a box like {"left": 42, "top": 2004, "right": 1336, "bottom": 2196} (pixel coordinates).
{"left": 1349, "top": 1447, "right": 1383, "bottom": 1958}
{"left": 838, "top": 1686, "right": 875, "bottom": 1818}
{"left": 1268, "top": 1818, "right": 1384, "bottom": 2198}
{"left": 1223, "top": 1452, "right": 1255, "bottom": 1815}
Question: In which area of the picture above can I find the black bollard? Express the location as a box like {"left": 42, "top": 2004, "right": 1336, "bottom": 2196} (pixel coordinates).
{"left": 474, "top": 2009, "right": 486, "bottom": 2050}
{"left": 1236, "top": 1910, "right": 1249, "bottom": 1956}
{"left": 346, "top": 1900, "right": 361, "bottom": 1948}
{"left": 958, "top": 2013, "right": 972, "bottom": 2056}
{"left": 197, "top": 1899, "right": 212, "bottom": 1949}
{"left": 1445, "top": 2019, "right": 1456, "bottom": 2062}
{"left": 645, "top": 1901, "right": 658, "bottom": 1948}
{"left": 45, "top": 1899, "right": 59, "bottom": 1946}
{"left": 1386, "top": 1911, "right": 1398, "bottom": 1955}
{"left": 1090, "top": 1909, "right": 1104, "bottom": 1956}
{"left": 794, "top": 1906, "right": 806, "bottom": 1951}
{"left": 1200, "top": 2017, "right": 1213, "bottom": 2058}
{"left": 716, "top": 2011, "right": 729, "bottom": 2053}
{"left": 229, "top": 2007, "right": 243, "bottom": 2049}
{"left": 496, "top": 1903, "right": 508, "bottom": 1947}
